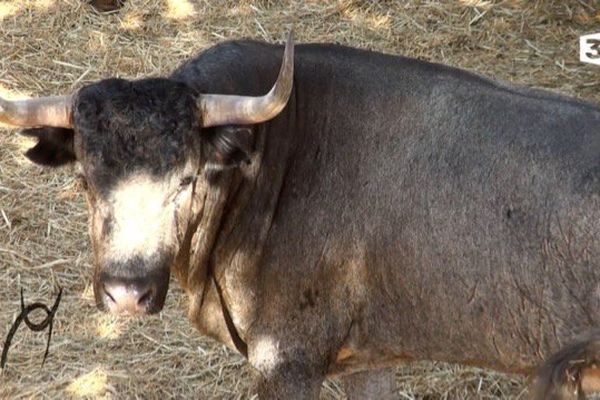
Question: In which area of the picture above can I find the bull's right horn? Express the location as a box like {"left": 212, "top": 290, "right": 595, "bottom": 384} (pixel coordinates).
{"left": 0, "top": 95, "right": 73, "bottom": 128}
{"left": 197, "top": 30, "right": 294, "bottom": 128}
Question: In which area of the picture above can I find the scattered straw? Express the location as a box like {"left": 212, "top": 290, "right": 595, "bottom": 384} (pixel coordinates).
{"left": 1, "top": 0, "right": 600, "bottom": 398}
{"left": 66, "top": 368, "right": 108, "bottom": 397}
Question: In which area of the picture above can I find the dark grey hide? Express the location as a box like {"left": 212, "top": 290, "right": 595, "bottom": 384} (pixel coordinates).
{"left": 172, "top": 41, "right": 600, "bottom": 399}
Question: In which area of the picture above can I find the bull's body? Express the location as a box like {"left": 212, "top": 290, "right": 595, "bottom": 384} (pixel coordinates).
{"left": 8, "top": 36, "right": 600, "bottom": 398}
{"left": 169, "top": 40, "right": 600, "bottom": 394}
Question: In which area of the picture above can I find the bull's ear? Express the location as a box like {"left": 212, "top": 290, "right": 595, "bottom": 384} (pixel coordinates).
{"left": 204, "top": 125, "right": 254, "bottom": 172}
{"left": 21, "top": 127, "right": 76, "bottom": 167}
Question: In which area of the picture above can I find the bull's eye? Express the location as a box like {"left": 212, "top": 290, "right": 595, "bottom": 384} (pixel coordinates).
{"left": 179, "top": 176, "right": 195, "bottom": 187}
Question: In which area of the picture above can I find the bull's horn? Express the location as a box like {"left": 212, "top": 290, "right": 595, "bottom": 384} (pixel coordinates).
{"left": 198, "top": 31, "right": 294, "bottom": 128}
{"left": 0, "top": 95, "right": 72, "bottom": 128}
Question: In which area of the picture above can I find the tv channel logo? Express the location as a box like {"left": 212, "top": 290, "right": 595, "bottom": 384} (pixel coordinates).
{"left": 580, "top": 33, "right": 600, "bottom": 66}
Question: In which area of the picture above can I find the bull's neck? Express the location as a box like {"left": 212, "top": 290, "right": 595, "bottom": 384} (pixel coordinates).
{"left": 176, "top": 106, "right": 299, "bottom": 341}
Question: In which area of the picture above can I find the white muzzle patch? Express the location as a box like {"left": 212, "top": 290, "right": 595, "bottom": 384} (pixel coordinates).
{"left": 106, "top": 174, "right": 172, "bottom": 261}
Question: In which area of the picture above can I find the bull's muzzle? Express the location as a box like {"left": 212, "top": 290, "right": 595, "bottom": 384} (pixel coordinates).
{"left": 95, "top": 260, "right": 170, "bottom": 316}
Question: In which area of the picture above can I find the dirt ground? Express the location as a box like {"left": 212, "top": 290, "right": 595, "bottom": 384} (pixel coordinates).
{"left": 1, "top": 0, "right": 600, "bottom": 398}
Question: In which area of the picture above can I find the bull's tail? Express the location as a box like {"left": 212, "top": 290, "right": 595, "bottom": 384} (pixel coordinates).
{"left": 532, "top": 329, "right": 600, "bottom": 400}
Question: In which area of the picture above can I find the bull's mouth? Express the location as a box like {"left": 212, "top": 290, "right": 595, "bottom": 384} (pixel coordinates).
{"left": 94, "top": 265, "right": 170, "bottom": 316}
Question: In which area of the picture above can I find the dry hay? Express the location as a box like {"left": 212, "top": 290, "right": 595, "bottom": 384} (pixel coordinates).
{"left": 1, "top": 0, "right": 600, "bottom": 398}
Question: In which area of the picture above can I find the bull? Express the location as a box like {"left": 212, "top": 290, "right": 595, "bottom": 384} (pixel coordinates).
{"left": 2, "top": 32, "right": 600, "bottom": 399}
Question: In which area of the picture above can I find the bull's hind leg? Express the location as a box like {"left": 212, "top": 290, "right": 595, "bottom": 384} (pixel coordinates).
{"left": 342, "top": 368, "right": 396, "bottom": 400}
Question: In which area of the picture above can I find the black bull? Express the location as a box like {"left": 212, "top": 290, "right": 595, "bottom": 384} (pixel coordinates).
{"left": 8, "top": 38, "right": 600, "bottom": 399}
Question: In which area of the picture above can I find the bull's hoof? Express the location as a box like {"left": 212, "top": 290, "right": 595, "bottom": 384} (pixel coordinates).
{"left": 90, "top": 0, "right": 124, "bottom": 12}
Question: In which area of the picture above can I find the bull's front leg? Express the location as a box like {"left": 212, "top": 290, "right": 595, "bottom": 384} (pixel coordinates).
{"left": 342, "top": 367, "right": 396, "bottom": 400}
{"left": 249, "top": 340, "right": 326, "bottom": 400}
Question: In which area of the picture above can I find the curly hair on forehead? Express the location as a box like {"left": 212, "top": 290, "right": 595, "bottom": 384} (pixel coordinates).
{"left": 73, "top": 78, "right": 202, "bottom": 189}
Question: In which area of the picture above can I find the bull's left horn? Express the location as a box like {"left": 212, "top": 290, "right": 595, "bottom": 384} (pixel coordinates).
{"left": 0, "top": 95, "right": 73, "bottom": 128}
{"left": 198, "top": 31, "right": 294, "bottom": 128}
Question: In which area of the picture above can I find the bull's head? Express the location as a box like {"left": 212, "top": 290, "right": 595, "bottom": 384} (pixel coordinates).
{"left": 1, "top": 33, "right": 294, "bottom": 316}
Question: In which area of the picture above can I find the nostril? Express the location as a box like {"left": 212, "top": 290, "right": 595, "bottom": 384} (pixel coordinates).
{"left": 137, "top": 288, "right": 154, "bottom": 306}
{"left": 103, "top": 284, "right": 116, "bottom": 303}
